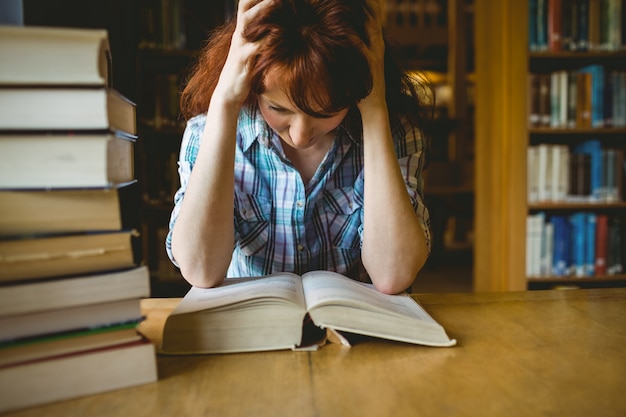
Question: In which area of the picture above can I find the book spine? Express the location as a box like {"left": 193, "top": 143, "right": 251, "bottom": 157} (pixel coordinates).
{"left": 548, "top": 0, "right": 563, "bottom": 51}
{"left": 585, "top": 213, "right": 597, "bottom": 276}
{"left": 530, "top": 0, "right": 539, "bottom": 51}
{"left": 588, "top": 0, "right": 602, "bottom": 49}
{"left": 578, "top": 0, "right": 590, "bottom": 51}
{"left": 529, "top": 74, "right": 541, "bottom": 126}
{"left": 595, "top": 214, "right": 609, "bottom": 275}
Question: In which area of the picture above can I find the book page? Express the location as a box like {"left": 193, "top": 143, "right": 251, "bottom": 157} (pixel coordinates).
{"left": 170, "top": 273, "right": 306, "bottom": 316}
{"left": 301, "top": 271, "right": 439, "bottom": 324}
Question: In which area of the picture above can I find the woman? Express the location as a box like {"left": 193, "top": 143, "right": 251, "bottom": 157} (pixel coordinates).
{"left": 167, "top": 0, "right": 432, "bottom": 294}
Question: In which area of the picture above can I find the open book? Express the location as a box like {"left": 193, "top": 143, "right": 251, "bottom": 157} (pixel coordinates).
{"left": 161, "top": 271, "right": 456, "bottom": 354}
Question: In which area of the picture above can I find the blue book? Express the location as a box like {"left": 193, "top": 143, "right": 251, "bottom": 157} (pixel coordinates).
{"left": 603, "top": 70, "right": 614, "bottom": 127}
{"left": 552, "top": 215, "right": 568, "bottom": 276}
{"left": 569, "top": 213, "right": 587, "bottom": 277}
{"left": 537, "top": 0, "right": 548, "bottom": 50}
{"left": 585, "top": 213, "right": 596, "bottom": 276}
{"left": 579, "top": 65, "right": 605, "bottom": 128}
{"left": 529, "top": 0, "right": 539, "bottom": 51}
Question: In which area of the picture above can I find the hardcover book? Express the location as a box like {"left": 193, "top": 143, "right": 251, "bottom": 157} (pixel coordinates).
{"left": 160, "top": 271, "right": 456, "bottom": 354}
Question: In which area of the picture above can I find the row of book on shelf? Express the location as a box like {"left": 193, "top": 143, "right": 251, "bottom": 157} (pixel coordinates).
{"left": 0, "top": 25, "right": 157, "bottom": 413}
{"left": 528, "top": 66, "right": 626, "bottom": 129}
{"left": 527, "top": 140, "right": 624, "bottom": 204}
{"left": 529, "top": 0, "right": 624, "bottom": 52}
{"left": 526, "top": 211, "right": 624, "bottom": 278}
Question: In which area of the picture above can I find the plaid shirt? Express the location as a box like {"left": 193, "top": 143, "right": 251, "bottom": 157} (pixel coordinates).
{"left": 166, "top": 107, "right": 430, "bottom": 281}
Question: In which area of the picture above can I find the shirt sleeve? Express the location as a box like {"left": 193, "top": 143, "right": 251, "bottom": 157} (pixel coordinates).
{"left": 392, "top": 118, "right": 432, "bottom": 254}
{"left": 165, "top": 116, "right": 204, "bottom": 267}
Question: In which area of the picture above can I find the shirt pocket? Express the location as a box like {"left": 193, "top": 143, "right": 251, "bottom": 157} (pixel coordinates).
{"left": 235, "top": 194, "right": 272, "bottom": 256}
{"left": 322, "top": 186, "right": 361, "bottom": 250}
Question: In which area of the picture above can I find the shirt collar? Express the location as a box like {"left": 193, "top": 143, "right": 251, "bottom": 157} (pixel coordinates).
{"left": 238, "top": 106, "right": 274, "bottom": 153}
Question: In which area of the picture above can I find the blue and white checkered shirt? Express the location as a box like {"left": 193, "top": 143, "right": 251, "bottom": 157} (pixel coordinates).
{"left": 166, "top": 107, "right": 430, "bottom": 281}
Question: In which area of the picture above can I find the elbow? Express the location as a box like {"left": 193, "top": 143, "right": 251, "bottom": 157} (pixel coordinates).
{"left": 365, "top": 251, "right": 428, "bottom": 295}
{"left": 171, "top": 243, "right": 228, "bottom": 289}
{"left": 178, "top": 262, "right": 225, "bottom": 288}
{"left": 370, "top": 271, "right": 418, "bottom": 295}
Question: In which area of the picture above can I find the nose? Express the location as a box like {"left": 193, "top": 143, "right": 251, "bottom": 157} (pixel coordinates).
{"left": 289, "top": 117, "right": 314, "bottom": 146}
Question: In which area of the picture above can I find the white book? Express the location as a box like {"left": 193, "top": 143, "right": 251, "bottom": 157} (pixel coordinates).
{"left": 527, "top": 146, "right": 539, "bottom": 203}
{"left": 541, "top": 221, "right": 554, "bottom": 276}
{"left": 537, "top": 144, "right": 550, "bottom": 201}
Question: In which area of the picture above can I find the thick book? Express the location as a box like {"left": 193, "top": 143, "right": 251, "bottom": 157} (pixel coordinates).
{"left": 161, "top": 271, "right": 457, "bottom": 355}
{"left": 0, "top": 87, "right": 136, "bottom": 134}
{"left": 0, "top": 181, "right": 140, "bottom": 236}
{"left": 0, "top": 298, "right": 143, "bottom": 342}
{"left": 0, "top": 339, "right": 156, "bottom": 413}
{"left": 0, "top": 25, "right": 111, "bottom": 87}
{"left": 0, "top": 265, "right": 150, "bottom": 318}
{"left": 0, "top": 131, "right": 135, "bottom": 189}
{"left": 0, "top": 230, "right": 139, "bottom": 283}
{"left": 0, "top": 325, "right": 141, "bottom": 368}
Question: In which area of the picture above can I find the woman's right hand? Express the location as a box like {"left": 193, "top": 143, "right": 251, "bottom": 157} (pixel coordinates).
{"left": 214, "top": 0, "right": 274, "bottom": 107}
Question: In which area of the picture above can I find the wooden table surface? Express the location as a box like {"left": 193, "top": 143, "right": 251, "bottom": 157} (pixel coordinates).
{"left": 5, "top": 288, "right": 626, "bottom": 417}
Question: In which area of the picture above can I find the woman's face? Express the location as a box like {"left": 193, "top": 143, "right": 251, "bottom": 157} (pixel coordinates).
{"left": 258, "top": 70, "right": 349, "bottom": 150}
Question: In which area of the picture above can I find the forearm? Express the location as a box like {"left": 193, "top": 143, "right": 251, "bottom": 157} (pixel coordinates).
{"left": 361, "top": 108, "right": 428, "bottom": 294}
{"left": 171, "top": 98, "right": 239, "bottom": 288}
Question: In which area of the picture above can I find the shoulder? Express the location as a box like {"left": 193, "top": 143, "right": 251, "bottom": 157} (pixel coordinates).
{"left": 391, "top": 116, "right": 426, "bottom": 158}
{"left": 186, "top": 113, "right": 207, "bottom": 133}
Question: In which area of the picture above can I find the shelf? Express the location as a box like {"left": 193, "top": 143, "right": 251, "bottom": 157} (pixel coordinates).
{"left": 529, "top": 127, "right": 626, "bottom": 135}
{"left": 529, "top": 202, "right": 626, "bottom": 211}
{"left": 527, "top": 275, "right": 626, "bottom": 283}
{"left": 529, "top": 51, "right": 626, "bottom": 60}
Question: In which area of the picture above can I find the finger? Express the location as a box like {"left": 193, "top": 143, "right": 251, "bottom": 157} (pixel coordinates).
{"left": 238, "top": 0, "right": 274, "bottom": 23}
{"left": 364, "top": 0, "right": 384, "bottom": 26}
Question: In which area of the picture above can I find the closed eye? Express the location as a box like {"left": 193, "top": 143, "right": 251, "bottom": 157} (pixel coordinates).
{"left": 268, "top": 105, "right": 289, "bottom": 113}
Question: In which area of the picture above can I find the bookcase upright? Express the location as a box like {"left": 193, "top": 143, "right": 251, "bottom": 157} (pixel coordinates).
{"left": 474, "top": 0, "right": 626, "bottom": 291}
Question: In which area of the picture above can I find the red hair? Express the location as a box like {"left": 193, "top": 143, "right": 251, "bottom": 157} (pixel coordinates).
{"left": 181, "top": 0, "right": 432, "bottom": 136}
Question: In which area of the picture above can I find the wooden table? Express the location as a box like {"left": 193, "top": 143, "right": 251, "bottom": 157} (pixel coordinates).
{"left": 5, "top": 289, "right": 626, "bottom": 417}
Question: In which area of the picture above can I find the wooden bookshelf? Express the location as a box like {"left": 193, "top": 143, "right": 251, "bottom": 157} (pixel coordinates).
{"left": 474, "top": 0, "right": 626, "bottom": 291}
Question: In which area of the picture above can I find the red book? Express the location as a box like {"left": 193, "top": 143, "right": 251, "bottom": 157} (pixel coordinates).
{"left": 595, "top": 214, "right": 608, "bottom": 276}
{"left": 548, "top": 0, "right": 563, "bottom": 51}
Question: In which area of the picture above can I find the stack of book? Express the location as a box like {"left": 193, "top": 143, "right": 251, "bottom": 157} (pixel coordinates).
{"left": 0, "top": 25, "right": 157, "bottom": 413}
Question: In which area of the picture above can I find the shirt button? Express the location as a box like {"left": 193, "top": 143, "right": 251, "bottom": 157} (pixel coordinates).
{"left": 296, "top": 200, "right": 303, "bottom": 208}
{"left": 297, "top": 244, "right": 305, "bottom": 252}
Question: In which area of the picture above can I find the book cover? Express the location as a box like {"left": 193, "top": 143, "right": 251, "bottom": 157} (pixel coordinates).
{"left": 573, "top": 139, "right": 603, "bottom": 201}
{"left": 0, "top": 339, "right": 156, "bottom": 413}
{"left": 0, "top": 265, "right": 150, "bottom": 318}
{"left": 595, "top": 213, "right": 609, "bottom": 275}
{"left": 0, "top": 131, "right": 136, "bottom": 189}
{"left": 579, "top": 64, "right": 605, "bottom": 128}
{"left": 569, "top": 212, "right": 587, "bottom": 277}
{"left": 0, "top": 298, "right": 143, "bottom": 343}
{"left": 0, "top": 181, "right": 140, "bottom": 237}
{"left": 578, "top": 0, "right": 590, "bottom": 51}
{"left": 548, "top": 0, "right": 563, "bottom": 51}
{"left": 0, "top": 230, "right": 139, "bottom": 283}
{"left": 576, "top": 71, "right": 592, "bottom": 128}
{"left": 0, "top": 87, "right": 136, "bottom": 134}
{"left": 585, "top": 213, "right": 597, "bottom": 276}
{"left": 0, "top": 25, "right": 111, "bottom": 87}
{"left": 552, "top": 215, "right": 570, "bottom": 276}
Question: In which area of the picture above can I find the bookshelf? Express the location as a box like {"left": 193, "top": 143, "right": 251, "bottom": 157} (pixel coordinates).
{"left": 135, "top": 1, "right": 235, "bottom": 294}
{"left": 474, "top": 0, "right": 626, "bottom": 291}
{"left": 384, "top": 0, "right": 476, "bottom": 265}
